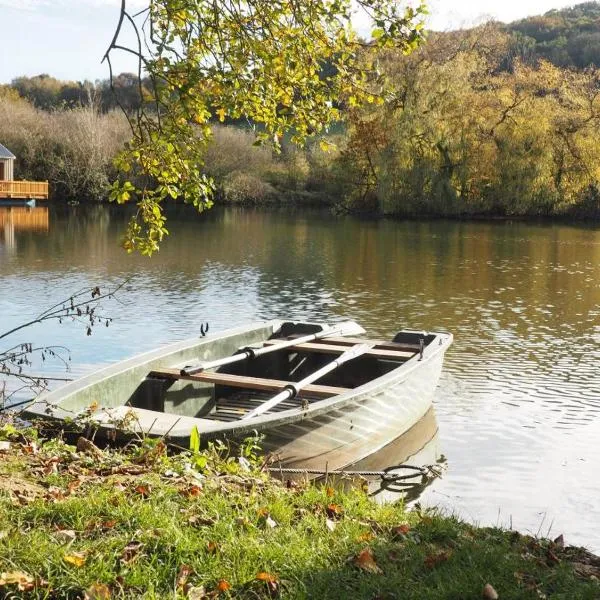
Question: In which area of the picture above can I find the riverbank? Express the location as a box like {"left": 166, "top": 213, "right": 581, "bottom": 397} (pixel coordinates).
{"left": 1, "top": 424, "right": 598, "bottom": 599}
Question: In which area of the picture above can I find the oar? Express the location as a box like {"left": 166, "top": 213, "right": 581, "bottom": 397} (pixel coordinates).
{"left": 180, "top": 321, "right": 365, "bottom": 376}
{"left": 241, "top": 342, "right": 375, "bottom": 420}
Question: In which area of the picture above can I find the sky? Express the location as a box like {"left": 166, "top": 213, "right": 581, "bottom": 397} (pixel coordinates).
{"left": 0, "top": 0, "right": 585, "bottom": 84}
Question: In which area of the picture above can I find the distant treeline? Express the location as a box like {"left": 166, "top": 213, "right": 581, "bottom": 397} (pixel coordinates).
{"left": 507, "top": 2, "right": 600, "bottom": 69}
{"left": 2, "top": 72, "right": 147, "bottom": 113}
{"left": 2, "top": 3, "right": 600, "bottom": 217}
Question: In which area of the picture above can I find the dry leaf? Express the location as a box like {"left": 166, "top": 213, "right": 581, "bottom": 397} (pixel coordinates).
{"left": 120, "top": 541, "right": 144, "bottom": 564}
{"left": 256, "top": 572, "right": 278, "bottom": 583}
{"left": 392, "top": 524, "right": 411, "bottom": 537}
{"left": 482, "top": 583, "right": 499, "bottom": 599}
{"left": 0, "top": 570, "right": 35, "bottom": 591}
{"left": 76, "top": 437, "right": 103, "bottom": 458}
{"left": 55, "top": 529, "right": 77, "bottom": 543}
{"left": 64, "top": 551, "right": 87, "bottom": 567}
{"left": 326, "top": 503, "right": 343, "bottom": 519}
{"left": 84, "top": 583, "right": 111, "bottom": 599}
{"left": 424, "top": 550, "right": 452, "bottom": 569}
{"left": 216, "top": 579, "right": 231, "bottom": 591}
{"left": 176, "top": 565, "right": 193, "bottom": 589}
{"left": 325, "top": 487, "right": 335, "bottom": 497}
{"left": 357, "top": 531, "right": 376, "bottom": 543}
{"left": 354, "top": 548, "right": 383, "bottom": 574}
{"left": 183, "top": 485, "right": 202, "bottom": 498}
{"left": 134, "top": 484, "right": 150, "bottom": 497}
{"left": 187, "top": 585, "right": 207, "bottom": 599}
{"left": 553, "top": 534, "right": 565, "bottom": 548}
{"left": 264, "top": 516, "right": 277, "bottom": 529}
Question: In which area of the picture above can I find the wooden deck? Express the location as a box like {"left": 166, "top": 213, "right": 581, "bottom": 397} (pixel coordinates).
{"left": 0, "top": 180, "right": 49, "bottom": 200}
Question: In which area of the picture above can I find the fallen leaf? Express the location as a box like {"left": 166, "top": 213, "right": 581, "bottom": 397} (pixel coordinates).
{"left": 264, "top": 516, "right": 277, "bottom": 529}
{"left": 392, "top": 524, "right": 411, "bottom": 537}
{"left": 354, "top": 548, "right": 383, "bottom": 574}
{"left": 0, "top": 570, "right": 35, "bottom": 591}
{"left": 482, "top": 583, "right": 499, "bottom": 599}
{"left": 182, "top": 485, "right": 202, "bottom": 498}
{"left": 84, "top": 583, "right": 111, "bottom": 599}
{"left": 187, "top": 585, "right": 207, "bottom": 599}
{"left": 120, "top": 541, "right": 144, "bottom": 564}
{"left": 55, "top": 529, "right": 77, "bottom": 543}
{"left": 325, "top": 487, "right": 335, "bottom": 497}
{"left": 255, "top": 572, "right": 279, "bottom": 595}
{"left": 76, "top": 437, "right": 103, "bottom": 458}
{"left": 357, "top": 532, "right": 376, "bottom": 543}
{"left": 424, "top": 550, "right": 452, "bottom": 569}
{"left": 176, "top": 565, "right": 193, "bottom": 589}
{"left": 326, "top": 503, "right": 344, "bottom": 520}
{"left": 216, "top": 579, "right": 231, "bottom": 591}
{"left": 188, "top": 515, "right": 216, "bottom": 527}
{"left": 134, "top": 484, "right": 150, "bottom": 497}
{"left": 207, "top": 541, "right": 218, "bottom": 554}
{"left": 102, "top": 520, "right": 117, "bottom": 530}
{"left": 256, "top": 572, "right": 278, "bottom": 583}
{"left": 325, "top": 518, "right": 337, "bottom": 532}
{"left": 64, "top": 551, "right": 87, "bottom": 567}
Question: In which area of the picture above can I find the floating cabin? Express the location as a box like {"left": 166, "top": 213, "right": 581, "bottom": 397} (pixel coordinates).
{"left": 0, "top": 143, "right": 48, "bottom": 202}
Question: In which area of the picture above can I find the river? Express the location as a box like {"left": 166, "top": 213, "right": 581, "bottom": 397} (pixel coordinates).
{"left": 1, "top": 204, "right": 599, "bottom": 550}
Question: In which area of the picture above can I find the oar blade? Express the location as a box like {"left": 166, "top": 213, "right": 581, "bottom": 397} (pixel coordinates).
{"left": 331, "top": 321, "right": 366, "bottom": 337}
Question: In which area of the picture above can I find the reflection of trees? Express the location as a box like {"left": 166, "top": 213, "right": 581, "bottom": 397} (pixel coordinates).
{"left": 5, "top": 208, "right": 600, "bottom": 341}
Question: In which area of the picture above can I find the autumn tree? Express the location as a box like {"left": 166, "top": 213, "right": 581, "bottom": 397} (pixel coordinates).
{"left": 104, "top": 0, "right": 427, "bottom": 254}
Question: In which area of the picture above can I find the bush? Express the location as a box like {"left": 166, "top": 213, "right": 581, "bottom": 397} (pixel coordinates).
{"left": 0, "top": 94, "right": 130, "bottom": 201}
{"left": 221, "top": 171, "right": 277, "bottom": 204}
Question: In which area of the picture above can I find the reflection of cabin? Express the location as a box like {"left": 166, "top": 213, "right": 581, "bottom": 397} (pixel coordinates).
{"left": 0, "top": 143, "right": 49, "bottom": 201}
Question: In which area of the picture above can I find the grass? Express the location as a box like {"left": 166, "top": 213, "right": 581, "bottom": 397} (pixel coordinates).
{"left": 0, "top": 424, "right": 599, "bottom": 599}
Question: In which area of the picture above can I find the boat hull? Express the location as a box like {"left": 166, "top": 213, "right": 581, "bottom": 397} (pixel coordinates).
{"left": 24, "top": 320, "right": 452, "bottom": 469}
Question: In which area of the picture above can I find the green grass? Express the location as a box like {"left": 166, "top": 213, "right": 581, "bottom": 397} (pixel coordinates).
{"left": 0, "top": 426, "right": 598, "bottom": 599}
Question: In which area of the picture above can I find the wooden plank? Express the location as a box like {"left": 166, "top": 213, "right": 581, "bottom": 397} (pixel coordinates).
{"left": 262, "top": 341, "right": 414, "bottom": 360}
{"left": 148, "top": 368, "right": 349, "bottom": 399}
{"left": 315, "top": 336, "right": 422, "bottom": 353}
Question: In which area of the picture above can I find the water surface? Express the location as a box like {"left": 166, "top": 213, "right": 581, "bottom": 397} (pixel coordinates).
{"left": 1, "top": 205, "right": 599, "bottom": 549}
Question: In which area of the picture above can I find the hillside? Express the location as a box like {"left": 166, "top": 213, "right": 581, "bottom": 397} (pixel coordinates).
{"left": 507, "top": 1, "right": 600, "bottom": 68}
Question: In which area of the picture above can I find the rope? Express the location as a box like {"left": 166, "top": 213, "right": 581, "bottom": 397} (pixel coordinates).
{"left": 268, "top": 463, "right": 441, "bottom": 484}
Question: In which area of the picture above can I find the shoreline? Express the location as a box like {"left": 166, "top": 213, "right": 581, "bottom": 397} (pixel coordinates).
{"left": 1, "top": 423, "right": 599, "bottom": 598}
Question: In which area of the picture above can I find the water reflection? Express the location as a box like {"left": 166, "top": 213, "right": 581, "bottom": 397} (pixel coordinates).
{"left": 350, "top": 407, "right": 443, "bottom": 503}
{"left": 0, "top": 207, "right": 49, "bottom": 253}
{"left": 1, "top": 205, "right": 599, "bottom": 549}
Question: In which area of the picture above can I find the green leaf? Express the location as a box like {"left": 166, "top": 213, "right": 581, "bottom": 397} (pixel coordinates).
{"left": 190, "top": 426, "right": 200, "bottom": 454}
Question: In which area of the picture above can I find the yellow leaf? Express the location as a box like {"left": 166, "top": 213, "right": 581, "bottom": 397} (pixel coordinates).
{"left": 84, "top": 583, "right": 111, "bottom": 599}
{"left": 64, "top": 552, "right": 87, "bottom": 567}
{"left": 216, "top": 107, "right": 226, "bottom": 122}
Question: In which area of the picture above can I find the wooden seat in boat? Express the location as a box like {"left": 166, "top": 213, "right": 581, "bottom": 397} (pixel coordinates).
{"left": 148, "top": 368, "right": 350, "bottom": 399}
{"left": 261, "top": 339, "right": 416, "bottom": 360}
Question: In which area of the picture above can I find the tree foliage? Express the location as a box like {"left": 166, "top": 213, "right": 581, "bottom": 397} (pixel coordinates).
{"left": 508, "top": 1, "right": 600, "bottom": 69}
{"left": 105, "top": 0, "right": 426, "bottom": 254}
{"left": 337, "top": 24, "right": 600, "bottom": 217}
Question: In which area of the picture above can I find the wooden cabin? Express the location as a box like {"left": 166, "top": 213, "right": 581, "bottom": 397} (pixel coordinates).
{"left": 0, "top": 143, "right": 48, "bottom": 201}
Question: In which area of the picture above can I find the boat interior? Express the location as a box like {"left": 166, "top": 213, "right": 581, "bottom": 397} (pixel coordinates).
{"left": 127, "top": 325, "right": 435, "bottom": 422}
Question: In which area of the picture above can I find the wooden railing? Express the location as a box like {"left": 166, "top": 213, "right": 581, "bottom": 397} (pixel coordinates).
{"left": 0, "top": 180, "right": 49, "bottom": 200}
